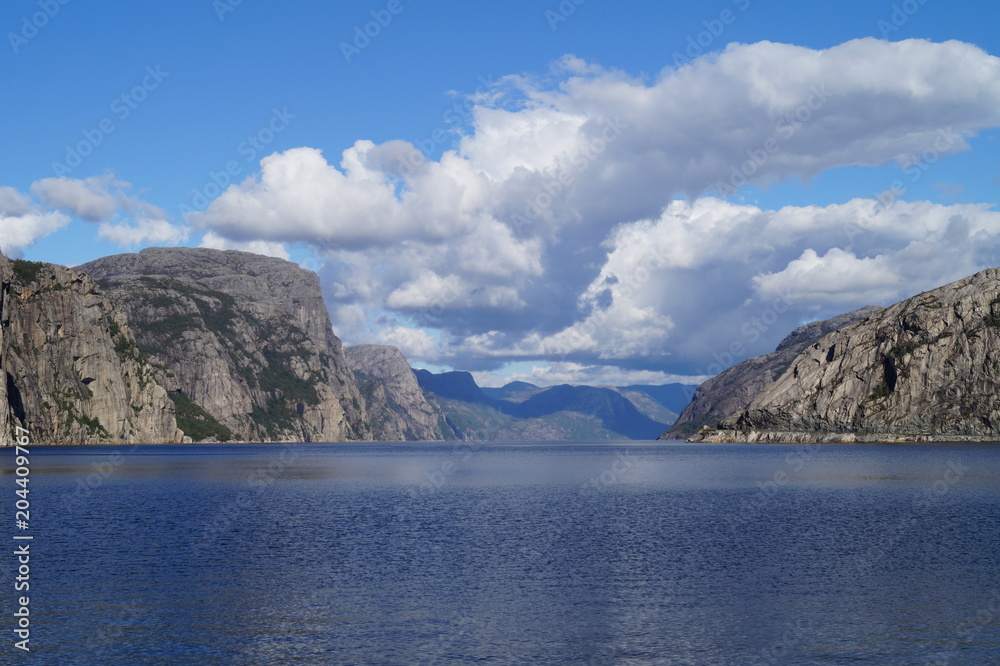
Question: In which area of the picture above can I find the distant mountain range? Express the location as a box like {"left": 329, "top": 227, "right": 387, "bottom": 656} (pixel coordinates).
{"left": 413, "top": 371, "right": 688, "bottom": 440}
{"left": 6, "top": 246, "right": 999, "bottom": 444}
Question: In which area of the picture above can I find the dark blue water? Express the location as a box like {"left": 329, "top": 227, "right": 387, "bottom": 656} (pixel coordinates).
{"left": 3, "top": 442, "right": 999, "bottom": 664}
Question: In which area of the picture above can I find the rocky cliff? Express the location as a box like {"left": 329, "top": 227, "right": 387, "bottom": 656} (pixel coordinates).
{"left": 0, "top": 254, "right": 182, "bottom": 445}
{"left": 79, "top": 248, "right": 370, "bottom": 443}
{"left": 345, "top": 344, "right": 453, "bottom": 441}
{"left": 662, "top": 305, "right": 883, "bottom": 439}
{"left": 701, "top": 270, "right": 1000, "bottom": 442}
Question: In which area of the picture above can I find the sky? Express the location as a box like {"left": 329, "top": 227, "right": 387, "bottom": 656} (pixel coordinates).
{"left": 2, "top": 0, "right": 1000, "bottom": 388}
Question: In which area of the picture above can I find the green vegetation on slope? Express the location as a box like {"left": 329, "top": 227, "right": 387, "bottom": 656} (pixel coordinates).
{"left": 168, "top": 390, "right": 235, "bottom": 442}
{"left": 11, "top": 259, "right": 45, "bottom": 285}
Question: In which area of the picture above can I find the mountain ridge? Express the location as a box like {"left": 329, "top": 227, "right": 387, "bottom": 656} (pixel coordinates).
{"left": 698, "top": 269, "right": 1000, "bottom": 442}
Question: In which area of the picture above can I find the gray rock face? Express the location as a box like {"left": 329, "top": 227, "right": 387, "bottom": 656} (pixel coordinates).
{"left": 0, "top": 255, "right": 182, "bottom": 445}
{"left": 705, "top": 270, "right": 1000, "bottom": 442}
{"left": 345, "top": 344, "right": 451, "bottom": 441}
{"left": 79, "top": 248, "right": 370, "bottom": 443}
{"left": 663, "top": 305, "right": 882, "bottom": 438}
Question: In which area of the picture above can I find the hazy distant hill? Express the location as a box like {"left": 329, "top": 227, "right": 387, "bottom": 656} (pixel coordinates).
{"left": 418, "top": 372, "right": 676, "bottom": 440}
{"left": 413, "top": 370, "right": 497, "bottom": 405}
{"left": 502, "top": 384, "right": 668, "bottom": 439}
{"left": 480, "top": 381, "right": 544, "bottom": 403}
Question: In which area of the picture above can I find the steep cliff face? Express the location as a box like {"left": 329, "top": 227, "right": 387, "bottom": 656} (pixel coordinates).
{"left": 79, "top": 248, "right": 370, "bottom": 443}
{"left": 662, "top": 305, "right": 883, "bottom": 439}
{"left": 704, "top": 270, "right": 1000, "bottom": 442}
{"left": 0, "top": 255, "right": 181, "bottom": 445}
{"left": 345, "top": 344, "right": 452, "bottom": 441}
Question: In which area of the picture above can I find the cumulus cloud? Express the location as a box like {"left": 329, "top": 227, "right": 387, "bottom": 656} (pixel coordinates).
{"left": 0, "top": 185, "right": 72, "bottom": 254}
{"left": 31, "top": 175, "right": 121, "bottom": 222}
{"left": 26, "top": 174, "right": 189, "bottom": 249}
{"left": 98, "top": 218, "right": 188, "bottom": 247}
{"left": 188, "top": 38, "right": 1000, "bottom": 382}
{"left": 0, "top": 187, "right": 33, "bottom": 217}
{"left": 199, "top": 231, "right": 289, "bottom": 260}
{"left": 0, "top": 209, "right": 71, "bottom": 255}
{"left": 471, "top": 363, "right": 708, "bottom": 389}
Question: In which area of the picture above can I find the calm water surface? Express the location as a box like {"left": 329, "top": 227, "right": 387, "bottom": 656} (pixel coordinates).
{"left": 4, "top": 442, "right": 1000, "bottom": 664}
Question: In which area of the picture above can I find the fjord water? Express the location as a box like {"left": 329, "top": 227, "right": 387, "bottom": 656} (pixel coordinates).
{"left": 12, "top": 442, "right": 1000, "bottom": 664}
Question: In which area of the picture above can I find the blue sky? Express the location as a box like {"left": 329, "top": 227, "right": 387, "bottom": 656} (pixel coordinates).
{"left": 2, "top": 0, "right": 1000, "bottom": 386}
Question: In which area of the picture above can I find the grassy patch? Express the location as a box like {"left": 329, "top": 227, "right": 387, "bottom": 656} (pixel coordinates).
{"left": 259, "top": 350, "right": 320, "bottom": 405}
{"left": 251, "top": 401, "right": 300, "bottom": 440}
{"left": 168, "top": 390, "right": 234, "bottom": 442}
{"left": 11, "top": 259, "right": 45, "bottom": 285}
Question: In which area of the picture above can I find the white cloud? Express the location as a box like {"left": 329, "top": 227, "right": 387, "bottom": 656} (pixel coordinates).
{"left": 199, "top": 231, "right": 289, "bottom": 260}
{"left": 0, "top": 187, "right": 33, "bottom": 217}
{"left": 752, "top": 248, "right": 902, "bottom": 305}
{"left": 25, "top": 174, "right": 189, "bottom": 249}
{"left": 31, "top": 175, "right": 120, "bottom": 222}
{"left": 373, "top": 326, "right": 439, "bottom": 361}
{"left": 0, "top": 210, "right": 71, "bottom": 254}
{"left": 179, "top": 39, "right": 1000, "bottom": 375}
{"left": 471, "top": 362, "right": 708, "bottom": 389}
{"left": 98, "top": 218, "right": 188, "bottom": 247}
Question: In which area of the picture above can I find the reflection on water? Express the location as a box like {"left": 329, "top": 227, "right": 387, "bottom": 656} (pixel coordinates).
{"left": 11, "top": 442, "right": 1000, "bottom": 664}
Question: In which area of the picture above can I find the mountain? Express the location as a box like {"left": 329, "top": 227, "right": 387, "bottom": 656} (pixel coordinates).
{"left": 79, "top": 248, "right": 370, "bottom": 443}
{"left": 662, "top": 305, "right": 883, "bottom": 439}
{"left": 698, "top": 270, "right": 1000, "bottom": 442}
{"left": 0, "top": 255, "right": 181, "bottom": 445}
{"left": 344, "top": 345, "right": 454, "bottom": 441}
{"left": 501, "top": 384, "right": 667, "bottom": 439}
{"left": 619, "top": 384, "right": 693, "bottom": 415}
{"left": 414, "top": 369, "right": 497, "bottom": 405}
{"left": 416, "top": 370, "right": 670, "bottom": 440}
{"left": 612, "top": 387, "right": 680, "bottom": 425}
{"left": 481, "top": 381, "right": 543, "bottom": 403}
